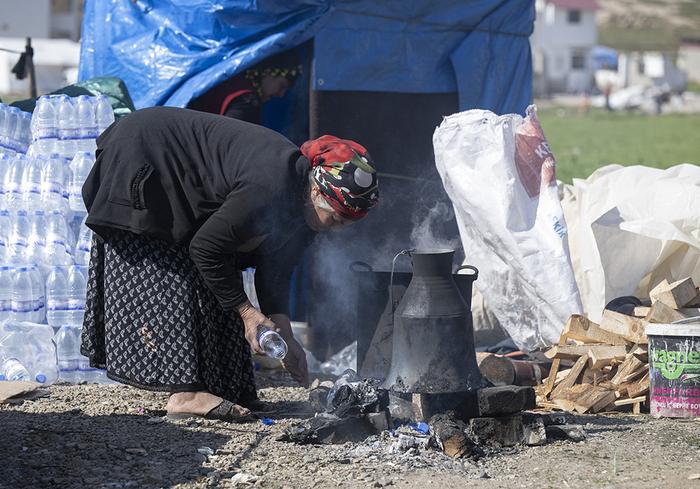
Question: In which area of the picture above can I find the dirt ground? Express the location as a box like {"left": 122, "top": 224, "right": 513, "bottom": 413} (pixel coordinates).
{"left": 1, "top": 370, "right": 699, "bottom": 489}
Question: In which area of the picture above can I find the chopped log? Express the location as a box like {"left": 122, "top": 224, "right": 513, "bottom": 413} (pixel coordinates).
{"left": 550, "top": 355, "right": 589, "bottom": 399}
{"left": 630, "top": 344, "right": 648, "bottom": 362}
{"left": 610, "top": 355, "right": 645, "bottom": 386}
{"left": 587, "top": 345, "right": 628, "bottom": 369}
{"left": 625, "top": 371, "right": 650, "bottom": 398}
{"left": 645, "top": 301, "right": 687, "bottom": 324}
{"left": 581, "top": 367, "right": 608, "bottom": 386}
{"left": 429, "top": 413, "right": 479, "bottom": 458}
{"left": 571, "top": 385, "right": 617, "bottom": 414}
{"left": 564, "top": 314, "right": 627, "bottom": 345}
{"left": 476, "top": 352, "right": 514, "bottom": 386}
{"left": 599, "top": 310, "right": 647, "bottom": 344}
{"left": 649, "top": 277, "right": 698, "bottom": 309}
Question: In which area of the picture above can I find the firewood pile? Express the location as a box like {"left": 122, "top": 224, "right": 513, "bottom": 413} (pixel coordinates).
{"left": 536, "top": 277, "right": 700, "bottom": 414}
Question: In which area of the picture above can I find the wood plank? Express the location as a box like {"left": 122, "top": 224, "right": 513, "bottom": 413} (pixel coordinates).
{"left": 587, "top": 345, "right": 628, "bottom": 369}
{"left": 563, "top": 314, "right": 628, "bottom": 346}
{"left": 550, "top": 354, "right": 589, "bottom": 399}
{"left": 636, "top": 306, "right": 700, "bottom": 317}
{"left": 649, "top": 277, "right": 698, "bottom": 309}
{"left": 543, "top": 332, "right": 569, "bottom": 398}
{"left": 599, "top": 310, "right": 648, "bottom": 344}
{"left": 614, "top": 396, "right": 647, "bottom": 407}
{"left": 554, "top": 368, "right": 573, "bottom": 386}
{"left": 633, "top": 402, "right": 641, "bottom": 414}
{"left": 644, "top": 301, "right": 687, "bottom": 324}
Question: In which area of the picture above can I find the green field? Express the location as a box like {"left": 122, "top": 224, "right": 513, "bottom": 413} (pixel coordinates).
{"left": 537, "top": 108, "right": 700, "bottom": 184}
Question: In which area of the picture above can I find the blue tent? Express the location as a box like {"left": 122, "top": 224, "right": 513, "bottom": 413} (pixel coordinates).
{"left": 79, "top": 0, "right": 534, "bottom": 116}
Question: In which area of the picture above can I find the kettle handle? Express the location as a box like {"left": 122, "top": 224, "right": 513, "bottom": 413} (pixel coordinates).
{"left": 455, "top": 264, "right": 479, "bottom": 281}
{"left": 389, "top": 250, "right": 412, "bottom": 316}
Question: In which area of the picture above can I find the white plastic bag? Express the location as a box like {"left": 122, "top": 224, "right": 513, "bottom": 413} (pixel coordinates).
{"left": 433, "top": 105, "right": 582, "bottom": 351}
{"left": 562, "top": 164, "right": 700, "bottom": 322}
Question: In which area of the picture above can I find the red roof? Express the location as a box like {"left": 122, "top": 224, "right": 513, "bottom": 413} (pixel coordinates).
{"left": 549, "top": 0, "right": 599, "bottom": 11}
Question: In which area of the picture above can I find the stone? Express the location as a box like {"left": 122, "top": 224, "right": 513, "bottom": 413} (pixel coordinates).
{"left": 477, "top": 386, "right": 536, "bottom": 417}
{"left": 467, "top": 413, "right": 546, "bottom": 447}
{"left": 545, "top": 424, "right": 586, "bottom": 442}
{"left": 536, "top": 411, "right": 576, "bottom": 426}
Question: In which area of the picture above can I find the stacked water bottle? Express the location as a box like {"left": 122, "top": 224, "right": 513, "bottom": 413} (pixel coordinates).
{"left": 0, "top": 95, "right": 115, "bottom": 385}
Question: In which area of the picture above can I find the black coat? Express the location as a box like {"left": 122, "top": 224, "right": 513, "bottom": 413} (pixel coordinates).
{"left": 83, "top": 107, "right": 315, "bottom": 315}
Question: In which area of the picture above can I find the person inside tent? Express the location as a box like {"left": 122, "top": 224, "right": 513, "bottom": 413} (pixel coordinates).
{"left": 187, "top": 50, "right": 302, "bottom": 125}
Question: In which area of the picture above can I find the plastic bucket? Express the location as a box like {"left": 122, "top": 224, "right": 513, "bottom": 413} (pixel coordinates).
{"left": 646, "top": 319, "right": 700, "bottom": 418}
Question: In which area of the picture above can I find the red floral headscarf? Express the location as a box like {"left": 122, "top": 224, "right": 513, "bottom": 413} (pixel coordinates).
{"left": 300, "top": 135, "right": 379, "bottom": 220}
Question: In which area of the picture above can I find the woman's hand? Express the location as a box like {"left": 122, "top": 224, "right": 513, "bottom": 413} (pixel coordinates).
{"left": 270, "top": 314, "right": 309, "bottom": 388}
{"left": 237, "top": 301, "right": 275, "bottom": 354}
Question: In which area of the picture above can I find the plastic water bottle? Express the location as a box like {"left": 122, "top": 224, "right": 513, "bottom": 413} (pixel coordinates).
{"left": 257, "top": 326, "right": 288, "bottom": 359}
{"left": 68, "top": 152, "right": 93, "bottom": 212}
{"left": 0, "top": 211, "right": 10, "bottom": 262}
{"left": 95, "top": 95, "right": 114, "bottom": 135}
{"left": 43, "top": 211, "right": 73, "bottom": 267}
{"left": 7, "top": 211, "right": 31, "bottom": 265}
{"left": 56, "top": 96, "right": 78, "bottom": 160}
{"left": 55, "top": 325, "right": 81, "bottom": 382}
{"left": 13, "top": 111, "right": 31, "bottom": 154}
{"left": 21, "top": 155, "right": 43, "bottom": 211}
{"left": 67, "top": 265, "right": 86, "bottom": 326}
{"left": 3, "top": 107, "right": 20, "bottom": 153}
{"left": 0, "top": 153, "right": 10, "bottom": 198}
{"left": 0, "top": 358, "right": 31, "bottom": 381}
{"left": 74, "top": 215, "right": 92, "bottom": 266}
{"left": 1, "top": 321, "right": 58, "bottom": 384}
{"left": 25, "top": 211, "right": 46, "bottom": 268}
{"left": 32, "top": 95, "right": 58, "bottom": 141}
{"left": 3, "top": 154, "right": 25, "bottom": 211}
{"left": 46, "top": 266, "right": 69, "bottom": 326}
{"left": 76, "top": 96, "right": 97, "bottom": 138}
{"left": 0, "top": 266, "right": 12, "bottom": 322}
{"left": 41, "top": 153, "right": 69, "bottom": 213}
{"left": 10, "top": 265, "right": 43, "bottom": 322}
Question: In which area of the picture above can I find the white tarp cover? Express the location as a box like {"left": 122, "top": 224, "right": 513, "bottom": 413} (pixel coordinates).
{"left": 433, "top": 105, "right": 582, "bottom": 352}
{"left": 562, "top": 164, "right": 700, "bottom": 322}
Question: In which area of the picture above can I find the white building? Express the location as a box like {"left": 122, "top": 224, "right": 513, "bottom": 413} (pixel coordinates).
{"left": 679, "top": 39, "right": 700, "bottom": 84}
{"left": 531, "top": 0, "right": 599, "bottom": 96}
{"left": 0, "top": 0, "right": 82, "bottom": 98}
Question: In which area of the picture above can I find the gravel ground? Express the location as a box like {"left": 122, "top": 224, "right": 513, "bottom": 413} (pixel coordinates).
{"left": 1, "top": 370, "right": 699, "bottom": 489}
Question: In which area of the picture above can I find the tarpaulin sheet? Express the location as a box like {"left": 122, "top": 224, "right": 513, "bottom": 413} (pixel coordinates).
{"left": 79, "top": 0, "right": 534, "bottom": 114}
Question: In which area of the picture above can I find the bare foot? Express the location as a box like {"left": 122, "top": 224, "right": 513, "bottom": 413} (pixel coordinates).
{"left": 166, "top": 391, "right": 251, "bottom": 417}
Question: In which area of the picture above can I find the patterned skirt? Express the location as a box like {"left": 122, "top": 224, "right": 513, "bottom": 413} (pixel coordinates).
{"left": 80, "top": 229, "right": 257, "bottom": 404}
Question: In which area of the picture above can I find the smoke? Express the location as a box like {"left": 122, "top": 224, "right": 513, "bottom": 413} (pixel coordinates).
{"left": 409, "top": 201, "right": 461, "bottom": 252}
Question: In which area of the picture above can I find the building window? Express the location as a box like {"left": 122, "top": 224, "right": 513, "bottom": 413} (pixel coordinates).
{"left": 571, "top": 52, "right": 586, "bottom": 70}
{"left": 568, "top": 9, "right": 581, "bottom": 23}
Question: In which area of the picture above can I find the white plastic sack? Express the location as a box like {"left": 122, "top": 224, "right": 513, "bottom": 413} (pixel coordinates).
{"left": 562, "top": 164, "right": 700, "bottom": 322}
{"left": 433, "top": 105, "right": 582, "bottom": 352}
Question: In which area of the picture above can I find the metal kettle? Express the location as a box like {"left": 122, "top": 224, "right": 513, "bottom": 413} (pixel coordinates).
{"left": 383, "top": 248, "right": 481, "bottom": 394}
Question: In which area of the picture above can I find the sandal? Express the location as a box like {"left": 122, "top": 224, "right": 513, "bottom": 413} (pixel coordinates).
{"left": 166, "top": 399, "right": 257, "bottom": 423}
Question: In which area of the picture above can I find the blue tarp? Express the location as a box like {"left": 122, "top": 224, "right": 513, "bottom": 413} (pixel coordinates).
{"left": 79, "top": 0, "right": 534, "bottom": 115}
